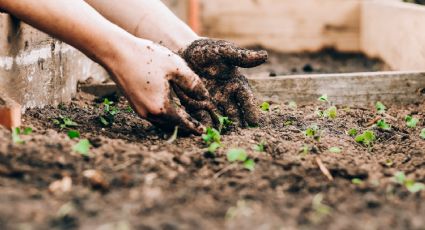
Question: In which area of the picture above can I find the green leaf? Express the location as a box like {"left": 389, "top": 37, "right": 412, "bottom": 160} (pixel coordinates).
{"left": 208, "top": 142, "right": 221, "bottom": 153}
{"left": 243, "top": 159, "right": 255, "bottom": 171}
{"left": 329, "top": 147, "right": 342, "bottom": 153}
{"left": 99, "top": 116, "right": 110, "bottom": 126}
{"left": 62, "top": 117, "right": 78, "bottom": 127}
{"left": 227, "top": 148, "right": 248, "bottom": 162}
{"left": 393, "top": 171, "right": 406, "bottom": 184}
{"left": 305, "top": 124, "right": 321, "bottom": 141}
{"left": 347, "top": 128, "right": 358, "bottom": 136}
{"left": 218, "top": 116, "right": 232, "bottom": 132}
{"left": 22, "top": 127, "right": 33, "bottom": 135}
{"left": 284, "top": 120, "right": 293, "bottom": 126}
{"left": 406, "top": 182, "right": 425, "bottom": 193}
{"left": 12, "top": 128, "right": 24, "bottom": 144}
{"left": 375, "top": 101, "right": 386, "bottom": 114}
{"left": 260, "top": 102, "right": 270, "bottom": 112}
{"left": 318, "top": 94, "right": 328, "bottom": 102}
{"left": 72, "top": 139, "right": 91, "bottom": 157}
{"left": 351, "top": 178, "right": 363, "bottom": 185}
{"left": 253, "top": 143, "right": 265, "bottom": 152}
{"left": 202, "top": 127, "right": 221, "bottom": 144}
{"left": 405, "top": 115, "right": 419, "bottom": 128}
{"left": 376, "top": 119, "right": 391, "bottom": 130}
{"left": 125, "top": 106, "right": 133, "bottom": 113}
{"left": 421, "top": 129, "right": 425, "bottom": 139}
{"left": 67, "top": 130, "right": 80, "bottom": 139}
{"left": 324, "top": 106, "right": 337, "bottom": 119}
{"left": 355, "top": 130, "right": 376, "bottom": 146}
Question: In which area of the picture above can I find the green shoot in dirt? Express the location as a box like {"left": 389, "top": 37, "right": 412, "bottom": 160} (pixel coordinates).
{"left": 328, "top": 147, "right": 342, "bottom": 153}
{"left": 218, "top": 116, "right": 232, "bottom": 133}
{"left": 347, "top": 128, "right": 358, "bottom": 137}
{"left": 405, "top": 115, "right": 419, "bottom": 128}
{"left": 99, "top": 98, "right": 120, "bottom": 126}
{"left": 72, "top": 139, "right": 91, "bottom": 157}
{"left": 420, "top": 128, "right": 425, "bottom": 139}
{"left": 202, "top": 127, "right": 221, "bottom": 145}
{"left": 260, "top": 101, "right": 270, "bottom": 112}
{"left": 355, "top": 130, "right": 376, "bottom": 147}
{"left": 375, "top": 101, "right": 386, "bottom": 114}
{"left": 324, "top": 106, "right": 337, "bottom": 119}
{"left": 318, "top": 95, "right": 329, "bottom": 103}
{"left": 384, "top": 159, "right": 394, "bottom": 167}
{"left": 253, "top": 142, "right": 266, "bottom": 152}
{"left": 166, "top": 126, "right": 179, "bottom": 144}
{"left": 305, "top": 124, "right": 321, "bottom": 141}
{"left": 226, "top": 148, "right": 255, "bottom": 171}
{"left": 393, "top": 171, "right": 425, "bottom": 193}
{"left": 53, "top": 115, "right": 78, "bottom": 129}
{"left": 375, "top": 119, "right": 391, "bottom": 130}
{"left": 67, "top": 130, "right": 80, "bottom": 139}
{"left": 351, "top": 178, "right": 363, "bottom": 185}
{"left": 299, "top": 145, "right": 310, "bottom": 156}
{"left": 11, "top": 127, "right": 33, "bottom": 144}
{"left": 208, "top": 142, "right": 221, "bottom": 153}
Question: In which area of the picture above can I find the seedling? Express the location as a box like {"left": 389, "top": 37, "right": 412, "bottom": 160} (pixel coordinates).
{"left": 393, "top": 171, "right": 425, "bottom": 193}
{"left": 405, "top": 115, "right": 419, "bottom": 128}
{"left": 11, "top": 127, "right": 33, "bottom": 144}
{"left": 253, "top": 142, "right": 265, "bottom": 152}
{"left": 305, "top": 124, "right": 321, "bottom": 141}
{"left": 324, "top": 106, "right": 337, "bottom": 119}
{"left": 218, "top": 116, "right": 232, "bottom": 133}
{"left": 299, "top": 145, "right": 310, "bottom": 156}
{"left": 99, "top": 98, "right": 120, "bottom": 126}
{"left": 22, "top": 127, "right": 33, "bottom": 135}
{"left": 260, "top": 101, "right": 270, "bottom": 112}
{"left": 384, "top": 159, "right": 394, "bottom": 167}
{"left": 328, "top": 147, "right": 342, "bottom": 153}
{"left": 284, "top": 120, "right": 293, "bottom": 126}
{"left": 72, "top": 139, "right": 91, "bottom": 157}
{"left": 125, "top": 106, "right": 133, "bottom": 113}
{"left": 347, "top": 128, "right": 358, "bottom": 136}
{"left": 351, "top": 178, "right": 363, "bottom": 185}
{"left": 67, "top": 130, "right": 80, "bottom": 139}
{"left": 312, "top": 193, "right": 332, "bottom": 220}
{"left": 202, "top": 127, "right": 221, "bottom": 145}
{"left": 53, "top": 115, "right": 78, "bottom": 129}
{"left": 318, "top": 94, "right": 329, "bottom": 103}
{"left": 355, "top": 130, "right": 376, "bottom": 147}
{"left": 375, "top": 101, "right": 386, "bottom": 114}
{"left": 375, "top": 119, "right": 391, "bottom": 130}
{"left": 226, "top": 148, "right": 255, "bottom": 171}
{"left": 208, "top": 142, "right": 221, "bottom": 153}
{"left": 166, "top": 126, "right": 179, "bottom": 144}
{"left": 421, "top": 128, "right": 425, "bottom": 139}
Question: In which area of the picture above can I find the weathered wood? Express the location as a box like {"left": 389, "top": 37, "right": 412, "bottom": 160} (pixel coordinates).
{"left": 200, "top": 0, "right": 361, "bottom": 52}
{"left": 361, "top": 1, "right": 425, "bottom": 71}
{"left": 249, "top": 71, "right": 425, "bottom": 106}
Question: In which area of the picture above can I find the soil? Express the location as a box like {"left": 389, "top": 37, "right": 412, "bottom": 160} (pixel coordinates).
{"left": 241, "top": 49, "right": 389, "bottom": 77}
{"left": 0, "top": 91, "right": 424, "bottom": 230}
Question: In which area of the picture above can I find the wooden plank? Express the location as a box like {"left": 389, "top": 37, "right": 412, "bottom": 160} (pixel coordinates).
{"left": 249, "top": 71, "right": 425, "bottom": 106}
{"left": 361, "top": 0, "right": 425, "bottom": 71}
{"left": 200, "top": 0, "right": 361, "bottom": 52}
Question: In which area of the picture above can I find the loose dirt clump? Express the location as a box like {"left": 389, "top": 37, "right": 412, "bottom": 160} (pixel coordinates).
{"left": 0, "top": 92, "right": 424, "bottom": 229}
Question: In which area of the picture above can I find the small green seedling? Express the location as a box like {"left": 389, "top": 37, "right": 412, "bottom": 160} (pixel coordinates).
{"left": 375, "top": 101, "right": 386, "bottom": 114}
{"left": 125, "top": 106, "right": 133, "bottom": 113}
{"left": 208, "top": 142, "right": 221, "bottom": 153}
{"left": 420, "top": 128, "right": 425, "bottom": 139}
{"left": 351, "top": 178, "right": 363, "bottom": 185}
{"left": 318, "top": 95, "right": 329, "bottom": 103}
{"left": 324, "top": 106, "right": 337, "bottom": 119}
{"left": 299, "top": 145, "right": 310, "bottom": 156}
{"left": 202, "top": 127, "right": 221, "bottom": 145}
{"left": 375, "top": 119, "right": 391, "bottom": 130}
{"left": 284, "top": 120, "right": 293, "bottom": 126}
{"left": 260, "top": 101, "right": 270, "bottom": 112}
{"left": 253, "top": 142, "right": 265, "bottom": 152}
{"left": 218, "top": 116, "right": 232, "bottom": 133}
{"left": 11, "top": 127, "right": 33, "bottom": 144}
{"left": 53, "top": 115, "right": 78, "bottom": 129}
{"left": 312, "top": 193, "right": 332, "bottom": 219}
{"left": 166, "top": 126, "right": 179, "bottom": 144}
{"left": 347, "top": 128, "right": 358, "bottom": 136}
{"left": 226, "top": 148, "right": 255, "bottom": 171}
{"left": 393, "top": 171, "right": 425, "bottom": 193}
{"left": 384, "top": 159, "right": 394, "bottom": 167}
{"left": 99, "top": 98, "right": 120, "bottom": 126}
{"left": 355, "top": 130, "right": 376, "bottom": 147}
{"left": 305, "top": 124, "right": 321, "bottom": 141}
{"left": 67, "top": 130, "right": 80, "bottom": 139}
{"left": 22, "top": 127, "right": 33, "bottom": 135}
{"left": 328, "top": 147, "right": 342, "bottom": 153}
{"left": 405, "top": 115, "right": 419, "bottom": 128}
{"left": 72, "top": 139, "right": 91, "bottom": 157}
{"left": 288, "top": 101, "right": 297, "bottom": 110}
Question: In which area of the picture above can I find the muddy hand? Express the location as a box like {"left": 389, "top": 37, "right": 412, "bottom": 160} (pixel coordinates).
{"left": 180, "top": 39, "right": 268, "bottom": 127}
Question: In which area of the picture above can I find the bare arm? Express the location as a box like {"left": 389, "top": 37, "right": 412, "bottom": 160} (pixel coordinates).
{"left": 84, "top": 0, "right": 199, "bottom": 52}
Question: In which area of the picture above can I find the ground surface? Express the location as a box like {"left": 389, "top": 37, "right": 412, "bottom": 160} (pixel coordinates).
{"left": 241, "top": 49, "right": 389, "bottom": 77}
{"left": 0, "top": 91, "right": 424, "bottom": 230}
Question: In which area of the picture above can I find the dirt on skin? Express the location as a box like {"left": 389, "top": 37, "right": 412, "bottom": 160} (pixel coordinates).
{"left": 241, "top": 49, "right": 390, "bottom": 78}
{"left": 0, "top": 91, "right": 424, "bottom": 230}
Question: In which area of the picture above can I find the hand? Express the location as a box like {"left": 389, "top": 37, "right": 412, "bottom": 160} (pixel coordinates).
{"left": 107, "top": 38, "right": 215, "bottom": 134}
{"left": 180, "top": 39, "right": 268, "bottom": 127}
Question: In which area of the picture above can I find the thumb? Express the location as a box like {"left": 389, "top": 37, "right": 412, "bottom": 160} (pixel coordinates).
{"left": 220, "top": 45, "right": 268, "bottom": 68}
{"left": 170, "top": 64, "right": 210, "bottom": 100}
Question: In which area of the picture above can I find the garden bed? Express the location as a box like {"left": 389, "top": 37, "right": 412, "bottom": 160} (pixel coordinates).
{"left": 0, "top": 90, "right": 424, "bottom": 229}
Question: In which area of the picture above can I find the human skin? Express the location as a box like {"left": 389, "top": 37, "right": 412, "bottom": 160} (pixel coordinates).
{"left": 84, "top": 0, "right": 268, "bottom": 127}
{"left": 0, "top": 0, "right": 213, "bottom": 134}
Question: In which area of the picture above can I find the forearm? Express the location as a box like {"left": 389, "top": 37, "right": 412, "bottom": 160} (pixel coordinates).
{"left": 84, "top": 0, "right": 199, "bottom": 52}
{"left": 0, "top": 0, "right": 131, "bottom": 68}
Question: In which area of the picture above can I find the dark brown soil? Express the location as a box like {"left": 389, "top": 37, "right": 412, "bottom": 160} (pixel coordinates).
{"left": 241, "top": 49, "right": 389, "bottom": 77}
{"left": 0, "top": 91, "right": 424, "bottom": 230}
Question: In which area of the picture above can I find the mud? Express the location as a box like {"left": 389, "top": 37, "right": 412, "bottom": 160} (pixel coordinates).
{"left": 0, "top": 91, "right": 424, "bottom": 230}
{"left": 241, "top": 49, "right": 389, "bottom": 77}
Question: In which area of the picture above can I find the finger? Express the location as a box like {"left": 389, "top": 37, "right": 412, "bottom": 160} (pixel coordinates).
{"left": 170, "top": 65, "right": 210, "bottom": 100}
{"left": 214, "top": 89, "right": 241, "bottom": 126}
{"left": 234, "top": 77, "right": 261, "bottom": 126}
{"left": 219, "top": 45, "right": 268, "bottom": 68}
